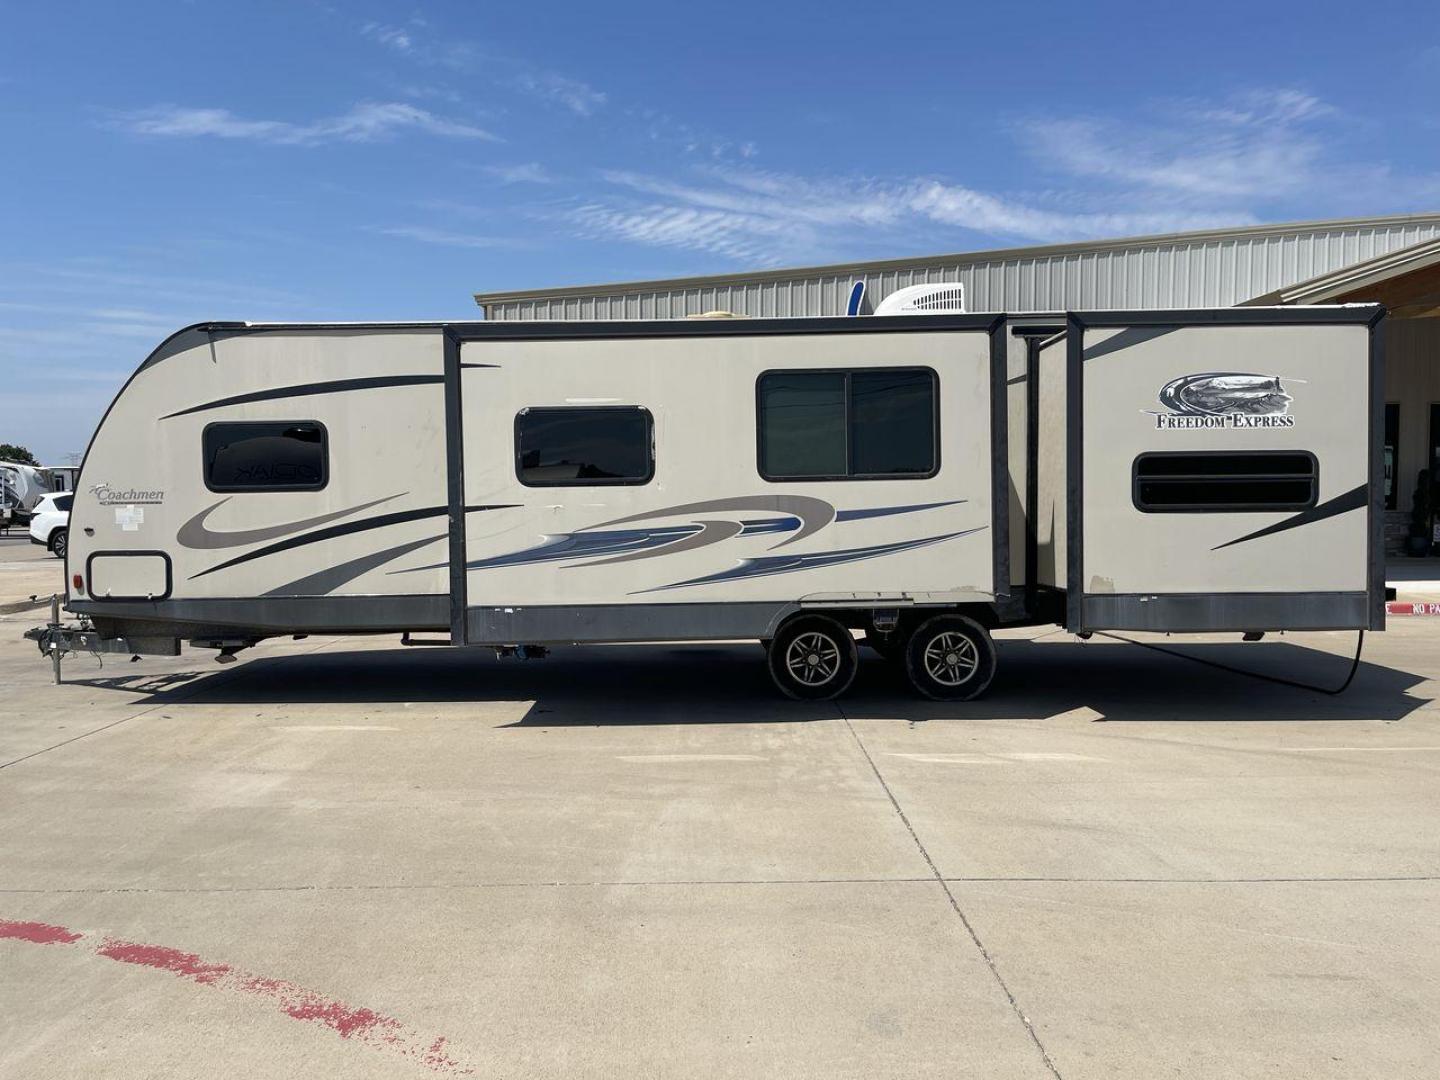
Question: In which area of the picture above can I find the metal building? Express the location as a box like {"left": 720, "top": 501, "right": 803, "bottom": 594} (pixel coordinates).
{"left": 475, "top": 212, "right": 1440, "bottom": 549}
{"left": 475, "top": 213, "right": 1440, "bottom": 321}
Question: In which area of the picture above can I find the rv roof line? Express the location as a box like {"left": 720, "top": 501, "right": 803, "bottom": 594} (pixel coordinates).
{"left": 180, "top": 304, "right": 1373, "bottom": 335}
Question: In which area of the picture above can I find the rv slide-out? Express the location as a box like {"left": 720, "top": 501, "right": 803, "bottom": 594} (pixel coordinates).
{"left": 31, "top": 306, "right": 1384, "bottom": 701}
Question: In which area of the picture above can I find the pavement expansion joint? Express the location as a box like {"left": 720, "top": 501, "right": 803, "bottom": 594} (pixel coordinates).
{"left": 0, "top": 877, "right": 942, "bottom": 895}
{"left": 838, "top": 705, "right": 1066, "bottom": 1080}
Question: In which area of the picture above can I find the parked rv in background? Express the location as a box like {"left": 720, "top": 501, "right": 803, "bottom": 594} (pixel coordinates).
{"left": 26, "top": 306, "right": 1386, "bottom": 700}
{"left": 1, "top": 462, "right": 53, "bottom": 528}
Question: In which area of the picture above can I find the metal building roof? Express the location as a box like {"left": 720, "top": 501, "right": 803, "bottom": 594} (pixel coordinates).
{"left": 1244, "top": 235, "right": 1440, "bottom": 311}
{"left": 475, "top": 211, "right": 1440, "bottom": 321}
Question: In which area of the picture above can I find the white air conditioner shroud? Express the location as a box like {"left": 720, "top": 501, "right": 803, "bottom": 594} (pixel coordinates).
{"left": 873, "top": 283, "right": 966, "bottom": 315}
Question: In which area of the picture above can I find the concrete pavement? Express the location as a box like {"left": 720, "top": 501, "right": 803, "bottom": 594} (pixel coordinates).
{"left": 2, "top": 574, "right": 1439, "bottom": 1077}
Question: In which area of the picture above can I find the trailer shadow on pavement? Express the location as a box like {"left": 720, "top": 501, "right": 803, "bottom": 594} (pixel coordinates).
{"left": 63, "top": 631, "right": 1432, "bottom": 725}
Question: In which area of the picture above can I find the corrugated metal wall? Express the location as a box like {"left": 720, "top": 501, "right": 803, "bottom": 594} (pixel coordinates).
{"left": 482, "top": 217, "right": 1440, "bottom": 320}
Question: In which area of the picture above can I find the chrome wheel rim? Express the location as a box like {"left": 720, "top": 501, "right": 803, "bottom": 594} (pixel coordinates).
{"left": 784, "top": 632, "right": 842, "bottom": 686}
{"left": 923, "top": 632, "right": 979, "bottom": 686}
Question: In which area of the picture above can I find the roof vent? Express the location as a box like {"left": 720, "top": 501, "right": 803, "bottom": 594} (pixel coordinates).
{"left": 873, "top": 283, "right": 966, "bottom": 315}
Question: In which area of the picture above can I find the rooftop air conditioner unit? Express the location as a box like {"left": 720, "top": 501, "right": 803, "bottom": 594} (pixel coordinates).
{"left": 873, "top": 283, "right": 966, "bottom": 315}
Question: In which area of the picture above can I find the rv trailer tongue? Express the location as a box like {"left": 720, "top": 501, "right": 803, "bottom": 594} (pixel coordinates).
{"left": 25, "top": 595, "right": 180, "bottom": 684}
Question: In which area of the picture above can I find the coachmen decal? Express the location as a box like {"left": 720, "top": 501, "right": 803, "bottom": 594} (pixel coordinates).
{"left": 90, "top": 482, "right": 165, "bottom": 505}
{"left": 1152, "top": 372, "right": 1295, "bottom": 429}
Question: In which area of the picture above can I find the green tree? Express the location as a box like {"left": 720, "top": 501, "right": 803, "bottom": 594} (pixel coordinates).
{"left": 0, "top": 444, "right": 40, "bottom": 466}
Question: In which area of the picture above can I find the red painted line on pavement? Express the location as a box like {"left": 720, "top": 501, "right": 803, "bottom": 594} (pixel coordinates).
{"left": 1386, "top": 601, "right": 1440, "bottom": 615}
{"left": 97, "top": 940, "right": 233, "bottom": 984}
{"left": 1, "top": 919, "right": 472, "bottom": 1074}
{"left": 0, "top": 920, "right": 83, "bottom": 945}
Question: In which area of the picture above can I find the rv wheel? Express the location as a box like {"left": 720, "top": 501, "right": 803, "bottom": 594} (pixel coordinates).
{"left": 904, "top": 615, "right": 996, "bottom": 701}
{"left": 767, "top": 615, "right": 858, "bottom": 701}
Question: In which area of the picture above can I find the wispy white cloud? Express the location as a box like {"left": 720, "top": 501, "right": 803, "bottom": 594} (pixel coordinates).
{"left": 360, "top": 21, "right": 416, "bottom": 53}
{"left": 1022, "top": 88, "right": 1375, "bottom": 203}
{"left": 354, "top": 18, "right": 606, "bottom": 118}
{"left": 560, "top": 164, "right": 1251, "bottom": 266}
{"left": 565, "top": 203, "right": 797, "bottom": 265}
{"left": 113, "top": 102, "right": 498, "bottom": 145}
{"left": 624, "top": 106, "right": 760, "bottom": 162}
{"left": 509, "top": 71, "right": 606, "bottom": 116}
{"left": 556, "top": 86, "right": 1440, "bottom": 265}
{"left": 478, "top": 162, "right": 554, "bottom": 185}
{"left": 374, "top": 226, "right": 509, "bottom": 249}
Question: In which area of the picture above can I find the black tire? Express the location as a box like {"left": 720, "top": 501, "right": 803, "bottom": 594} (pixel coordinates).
{"left": 50, "top": 529, "right": 68, "bottom": 560}
{"left": 863, "top": 631, "right": 906, "bottom": 663}
{"left": 903, "top": 615, "right": 996, "bottom": 701}
{"left": 766, "top": 615, "right": 858, "bottom": 701}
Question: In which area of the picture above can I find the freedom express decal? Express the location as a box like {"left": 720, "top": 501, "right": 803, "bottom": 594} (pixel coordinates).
{"left": 1152, "top": 372, "right": 1295, "bottom": 429}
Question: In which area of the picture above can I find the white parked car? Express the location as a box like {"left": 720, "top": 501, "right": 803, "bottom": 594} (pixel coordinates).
{"left": 28, "top": 493, "right": 71, "bottom": 559}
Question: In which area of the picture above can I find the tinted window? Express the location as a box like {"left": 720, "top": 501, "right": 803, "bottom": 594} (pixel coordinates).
{"left": 850, "top": 370, "right": 937, "bottom": 475}
{"left": 54, "top": 495, "right": 73, "bottom": 512}
{"left": 203, "top": 422, "right": 328, "bottom": 491}
{"left": 1133, "top": 452, "right": 1316, "bottom": 512}
{"left": 758, "top": 368, "right": 937, "bottom": 480}
{"left": 757, "top": 372, "right": 847, "bottom": 478}
{"left": 516, "top": 407, "right": 653, "bottom": 486}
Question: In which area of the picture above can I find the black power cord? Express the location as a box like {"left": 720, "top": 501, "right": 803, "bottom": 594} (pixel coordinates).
{"left": 1093, "top": 629, "right": 1366, "bottom": 696}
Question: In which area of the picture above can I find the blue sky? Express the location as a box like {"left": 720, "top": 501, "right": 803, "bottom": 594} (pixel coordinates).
{"left": 1, "top": 0, "right": 1437, "bottom": 464}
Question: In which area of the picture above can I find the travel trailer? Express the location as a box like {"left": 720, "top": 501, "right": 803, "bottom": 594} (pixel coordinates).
{"left": 27, "top": 306, "right": 1385, "bottom": 700}
{"left": 1, "top": 462, "right": 53, "bottom": 527}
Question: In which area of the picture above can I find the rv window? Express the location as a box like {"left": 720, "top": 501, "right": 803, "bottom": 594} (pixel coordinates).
{"left": 203, "top": 422, "right": 328, "bottom": 492}
{"left": 515, "top": 406, "right": 654, "bottom": 486}
{"left": 1133, "top": 452, "right": 1317, "bottom": 513}
{"left": 758, "top": 368, "right": 937, "bottom": 480}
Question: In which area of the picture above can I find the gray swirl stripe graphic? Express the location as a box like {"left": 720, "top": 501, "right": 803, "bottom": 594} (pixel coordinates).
{"left": 178, "top": 493, "right": 405, "bottom": 549}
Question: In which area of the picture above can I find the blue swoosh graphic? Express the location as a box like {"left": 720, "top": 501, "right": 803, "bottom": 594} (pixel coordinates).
{"left": 642, "top": 527, "right": 987, "bottom": 592}
{"left": 466, "top": 525, "right": 701, "bottom": 570}
{"left": 397, "top": 500, "right": 966, "bottom": 578}
{"left": 834, "top": 500, "right": 963, "bottom": 522}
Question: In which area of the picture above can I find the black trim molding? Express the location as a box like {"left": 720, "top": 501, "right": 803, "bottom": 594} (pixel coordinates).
{"left": 165, "top": 375, "right": 445, "bottom": 419}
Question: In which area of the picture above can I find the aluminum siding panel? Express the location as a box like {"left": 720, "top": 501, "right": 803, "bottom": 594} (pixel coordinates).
{"left": 482, "top": 219, "right": 1440, "bottom": 320}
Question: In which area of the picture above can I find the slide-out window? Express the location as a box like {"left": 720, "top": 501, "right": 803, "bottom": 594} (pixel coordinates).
{"left": 515, "top": 406, "right": 654, "bottom": 486}
{"left": 758, "top": 368, "right": 938, "bottom": 480}
{"left": 1133, "top": 451, "right": 1317, "bottom": 513}
{"left": 203, "top": 422, "right": 328, "bottom": 492}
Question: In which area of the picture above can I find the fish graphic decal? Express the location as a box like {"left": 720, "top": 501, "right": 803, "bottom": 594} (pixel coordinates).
{"left": 1158, "top": 372, "right": 1292, "bottom": 417}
